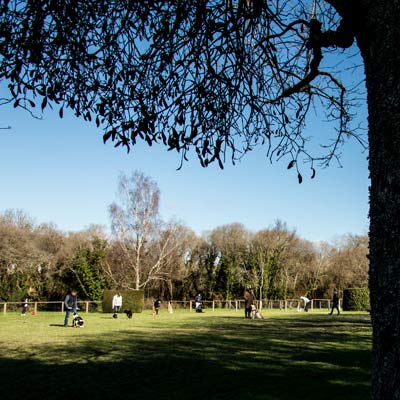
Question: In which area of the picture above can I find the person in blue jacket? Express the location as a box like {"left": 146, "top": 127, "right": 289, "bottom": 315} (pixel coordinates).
{"left": 64, "top": 290, "right": 78, "bottom": 327}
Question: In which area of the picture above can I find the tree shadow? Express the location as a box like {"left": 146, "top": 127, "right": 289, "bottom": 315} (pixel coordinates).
{"left": 1, "top": 314, "right": 371, "bottom": 400}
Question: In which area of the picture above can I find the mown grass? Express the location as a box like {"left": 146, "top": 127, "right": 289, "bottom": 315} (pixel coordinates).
{"left": 0, "top": 309, "right": 371, "bottom": 400}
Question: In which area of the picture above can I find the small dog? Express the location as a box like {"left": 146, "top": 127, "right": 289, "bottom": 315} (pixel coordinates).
{"left": 124, "top": 309, "right": 133, "bottom": 319}
{"left": 250, "top": 304, "right": 264, "bottom": 319}
{"left": 72, "top": 313, "right": 84, "bottom": 327}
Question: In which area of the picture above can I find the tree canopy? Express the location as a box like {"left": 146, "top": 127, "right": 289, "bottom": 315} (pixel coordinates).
{"left": 0, "top": 0, "right": 365, "bottom": 180}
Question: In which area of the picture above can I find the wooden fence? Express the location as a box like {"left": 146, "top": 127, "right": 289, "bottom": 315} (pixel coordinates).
{"left": 0, "top": 298, "right": 338, "bottom": 315}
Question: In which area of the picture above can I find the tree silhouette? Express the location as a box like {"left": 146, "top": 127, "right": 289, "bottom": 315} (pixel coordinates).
{"left": 0, "top": 1, "right": 398, "bottom": 398}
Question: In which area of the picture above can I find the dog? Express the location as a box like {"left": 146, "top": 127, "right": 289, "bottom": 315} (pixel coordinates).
{"left": 250, "top": 304, "right": 264, "bottom": 319}
{"left": 72, "top": 313, "right": 84, "bottom": 327}
{"left": 124, "top": 309, "right": 133, "bottom": 319}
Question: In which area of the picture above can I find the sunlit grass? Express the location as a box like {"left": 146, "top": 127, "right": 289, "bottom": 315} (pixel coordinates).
{"left": 0, "top": 309, "right": 371, "bottom": 400}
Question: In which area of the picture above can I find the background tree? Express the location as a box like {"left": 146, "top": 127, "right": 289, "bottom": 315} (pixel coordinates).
{"left": 207, "top": 223, "right": 249, "bottom": 301}
{"left": 108, "top": 171, "right": 160, "bottom": 289}
{"left": 160, "top": 225, "right": 200, "bottom": 300}
{"left": 248, "top": 221, "right": 306, "bottom": 301}
{"left": 0, "top": 1, "right": 395, "bottom": 397}
{"left": 186, "top": 234, "right": 221, "bottom": 300}
{"left": 326, "top": 234, "right": 369, "bottom": 292}
{"left": 301, "top": 240, "right": 331, "bottom": 299}
{"left": 0, "top": 210, "right": 48, "bottom": 301}
{"left": 63, "top": 236, "right": 109, "bottom": 300}
{"left": 143, "top": 221, "right": 191, "bottom": 297}
{"left": 108, "top": 170, "right": 184, "bottom": 291}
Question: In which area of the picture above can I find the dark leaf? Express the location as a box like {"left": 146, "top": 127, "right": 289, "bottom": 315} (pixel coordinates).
{"left": 287, "top": 160, "right": 295, "bottom": 169}
{"left": 103, "top": 131, "right": 112, "bottom": 143}
{"left": 311, "top": 167, "right": 316, "bottom": 179}
{"left": 298, "top": 173, "right": 303, "bottom": 184}
{"left": 41, "top": 97, "right": 48, "bottom": 111}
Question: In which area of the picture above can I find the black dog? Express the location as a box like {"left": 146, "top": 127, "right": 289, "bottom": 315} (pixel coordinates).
{"left": 72, "top": 313, "right": 84, "bottom": 327}
{"left": 124, "top": 309, "right": 133, "bottom": 319}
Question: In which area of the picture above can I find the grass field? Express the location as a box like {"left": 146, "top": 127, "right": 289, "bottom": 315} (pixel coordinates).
{"left": 0, "top": 309, "right": 371, "bottom": 400}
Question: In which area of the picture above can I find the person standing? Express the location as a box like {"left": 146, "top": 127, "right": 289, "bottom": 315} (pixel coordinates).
{"left": 21, "top": 298, "right": 28, "bottom": 316}
{"left": 112, "top": 292, "right": 123, "bottom": 318}
{"left": 154, "top": 298, "right": 162, "bottom": 315}
{"left": 244, "top": 287, "right": 255, "bottom": 318}
{"left": 329, "top": 289, "right": 340, "bottom": 315}
{"left": 64, "top": 290, "right": 78, "bottom": 327}
{"left": 195, "top": 293, "right": 203, "bottom": 312}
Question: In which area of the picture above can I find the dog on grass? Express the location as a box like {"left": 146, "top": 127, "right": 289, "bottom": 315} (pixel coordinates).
{"left": 72, "top": 313, "right": 84, "bottom": 327}
{"left": 250, "top": 304, "right": 264, "bottom": 319}
{"left": 124, "top": 309, "right": 133, "bottom": 319}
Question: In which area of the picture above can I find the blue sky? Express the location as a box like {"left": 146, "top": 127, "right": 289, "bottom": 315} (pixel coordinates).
{"left": 0, "top": 98, "right": 369, "bottom": 243}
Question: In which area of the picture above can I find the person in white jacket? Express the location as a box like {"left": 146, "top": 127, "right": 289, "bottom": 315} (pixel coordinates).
{"left": 112, "top": 292, "right": 122, "bottom": 318}
{"left": 299, "top": 296, "right": 311, "bottom": 312}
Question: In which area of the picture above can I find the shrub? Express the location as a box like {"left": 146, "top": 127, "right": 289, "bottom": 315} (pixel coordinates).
{"left": 342, "top": 288, "right": 370, "bottom": 311}
{"left": 102, "top": 289, "right": 144, "bottom": 313}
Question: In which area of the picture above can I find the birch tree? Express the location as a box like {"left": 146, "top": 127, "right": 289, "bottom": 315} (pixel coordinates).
{"left": 109, "top": 171, "right": 182, "bottom": 290}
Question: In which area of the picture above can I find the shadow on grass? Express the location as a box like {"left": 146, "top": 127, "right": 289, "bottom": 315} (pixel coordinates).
{"left": 0, "top": 314, "right": 371, "bottom": 400}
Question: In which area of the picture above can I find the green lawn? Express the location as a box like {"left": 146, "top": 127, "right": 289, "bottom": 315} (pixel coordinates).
{"left": 0, "top": 309, "right": 371, "bottom": 400}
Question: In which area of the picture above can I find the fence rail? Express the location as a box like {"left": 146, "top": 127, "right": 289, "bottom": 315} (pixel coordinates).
{"left": 0, "top": 298, "right": 339, "bottom": 315}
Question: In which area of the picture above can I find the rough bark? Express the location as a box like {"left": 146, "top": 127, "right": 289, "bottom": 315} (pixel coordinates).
{"left": 354, "top": 1, "right": 400, "bottom": 398}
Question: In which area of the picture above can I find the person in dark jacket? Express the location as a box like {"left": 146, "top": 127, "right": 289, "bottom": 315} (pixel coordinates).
{"left": 244, "top": 288, "right": 255, "bottom": 318}
{"left": 195, "top": 294, "right": 203, "bottom": 312}
{"left": 64, "top": 290, "right": 78, "bottom": 327}
{"left": 21, "top": 297, "right": 28, "bottom": 316}
{"left": 329, "top": 289, "right": 340, "bottom": 315}
{"left": 154, "top": 298, "right": 162, "bottom": 315}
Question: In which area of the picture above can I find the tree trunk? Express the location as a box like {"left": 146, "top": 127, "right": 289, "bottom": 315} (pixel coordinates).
{"left": 356, "top": 2, "right": 400, "bottom": 398}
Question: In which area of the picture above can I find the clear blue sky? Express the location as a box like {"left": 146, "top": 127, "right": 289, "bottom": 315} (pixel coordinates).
{"left": 0, "top": 97, "right": 369, "bottom": 243}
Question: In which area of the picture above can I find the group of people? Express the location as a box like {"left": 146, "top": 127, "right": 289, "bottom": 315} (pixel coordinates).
{"left": 62, "top": 290, "right": 169, "bottom": 327}
{"left": 61, "top": 286, "right": 341, "bottom": 326}
{"left": 112, "top": 292, "right": 166, "bottom": 317}
{"left": 244, "top": 287, "right": 341, "bottom": 317}
{"left": 298, "top": 289, "right": 340, "bottom": 315}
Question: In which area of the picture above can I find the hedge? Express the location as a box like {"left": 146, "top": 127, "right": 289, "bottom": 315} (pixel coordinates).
{"left": 342, "top": 288, "right": 370, "bottom": 311}
{"left": 102, "top": 290, "right": 144, "bottom": 313}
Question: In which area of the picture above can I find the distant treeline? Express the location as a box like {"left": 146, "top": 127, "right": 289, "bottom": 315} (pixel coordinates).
{"left": 0, "top": 209, "right": 368, "bottom": 303}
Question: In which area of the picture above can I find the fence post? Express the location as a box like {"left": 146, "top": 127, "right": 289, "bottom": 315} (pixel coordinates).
{"left": 85, "top": 301, "right": 89, "bottom": 313}
{"left": 3, "top": 303, "right": 6, "bottom": 315}
{"left": 34, "top": 302, "right": 37, "bottom": 314}
{"left": 213, "top": 301, "right": 215, "bottom": 311}
{"left": 61, "top": 302, "right": 64, "bottom": 313}
{"left": 189, "top": 301, "right": 192, "bottom": 312}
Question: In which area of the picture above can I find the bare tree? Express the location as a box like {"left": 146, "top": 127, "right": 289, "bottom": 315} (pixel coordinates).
{"left": 329, "top": 234, "right": 369, "bottom": 290}
{"left": 108, "top": 171, "right": 183, "bottom": 290}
